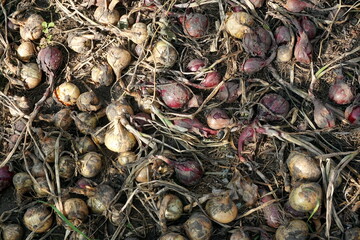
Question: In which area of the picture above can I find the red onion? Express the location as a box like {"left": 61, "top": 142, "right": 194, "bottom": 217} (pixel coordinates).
{"left": 241, "top": 58, "right": 266, "bottom": 74}
{"left": 216, "top": 82, "right": 241, "bottom": 103}
{"left": 183, "top": 13, "right": 209, "bottom": 38}
{"left": 345, "top": 104, "right": 360, "bottom": 125}
{"left": 313, "top": 98, "right": 335, "bottom": 128}
{"left": 299, "top": 17, "right": 316, "bottom": 39}
{"left": 200, "top": 71, "right": 222, "bottom": 88}
{"left": 187, "top": 59, "right": 206, "bottom": 72}
{"left": 231, "top": 6, "right": 243, "bottom": 12}
{"left": 259, "top": 189, "right": 282, "bottom": 228}
{"left": 158, "top": 82, "right": 190, "bottom": 109}
{"left": 294, "top": 31, "right": 312, "bottom": 64}
{"left": 187, "top": 94, "right": 203, "bottom": 108}
{"left": 37, "top": 46, "right": 63, "bottom": 76}
{"left": 329, "top": 79, "right": 354, "bottom": 105}
{"left": 248, "top": 0, "right": 265, "bottom": 8}
{"left": 173, "top": 118, "right": 218, "bottom": 137}
{"left": 275, "top": 26, "right": 291, "bottom": 45}
{"left": 243, "top": 28, "right": 271, "bottom": 58}
{"left": 0, "top": 166, "right": 14, "bottom": 192}
{"left": 131, "top": 112, "right": 152, "bottom": 130}
{"left": 206, "top": 108, "right": 231, "bottom": 130}
{"left": 258, "top": 93, "right": 290, "bottom": 121}
{"left": 237, "top": 125, "right": 256, "bottom": 162}
{"left": 284, "top": 0, "right": 314, "bottom": 12}
{"left": 157, "top": 155, "right": 203, "bottom": 186}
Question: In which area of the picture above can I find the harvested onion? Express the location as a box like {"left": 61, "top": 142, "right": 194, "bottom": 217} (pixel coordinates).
{"left": 117, "top": 151, "right": 137, "bottom": 166}
{"left": 230, "top": 230, "right": 250, "bottom": 240}
{"left": 79, "top": 152, "right": 103, "bottom": 178}
{"left": 76, "top": 91, "right": 102, "bottom": 112}
{"left": 206, "top": 108, "right": 231, "bottom": 130}
{"left": 184, "top": 212, "right": 212, "bottom": 240}
{"left": 67, "top": 34, "right": 92, "bottom": 53}
{"left": 275, "top": 220, "right": 309, "bottom": 240}
{"left": 64, "top": 198, "right": 89, "bottom": 224}
{"left": 87, "top": 184, "right": 115, "bottom": 214}
{"left": 159, "top": 82, "right": 190, "bottom": 109}
{"left": 287, "top": 151, "right": 321, "bottom": 181}
{"left": 104, "top": 119, "right": 136, "bottom": 153}
{"left": 205, "top": 193, "right": 238, "bottom": 224}
{"left": 160, "top": 194, "right": 183, "bottom": 221}
{"left": 19, "top": 14, "right": 44, "bottom": 41}
{"left": 289, "top": 182, "right": 322, "bottom": 212}
{"left": 187, "top": 59, "right": 206, "bottom": 72}
{"left": 345, "top": 104, "right": 360, "bottom": 125}
{"left": 312, "top": 98, "right": 335, "bottom": 128}
{"left": 54, "top": 82, "right": 80, "bottom": 106}
{"left": 20, "top": 63, "right": 42, "bottom": 89}
{"left": 225, "top": 12, "right": 254, "bottom": 39}
{"left": 59, "top": 155, "right": 76, "bottom": 179}
{"left": 258, "top": 93, "right": 290, "bottom": 121}
{"left": 329, "top": 73, "right": 354, "bottom": 105}
{"left": 159, "top": 233, "right": 187, "bottom": 240}
{"left": 152, "top": 40, "right": 178, "bottom": 67}
{"left": 182, "top": 13, "right": 209, "bottom": 38}
{"left": 23, "top": 205, "right": 53, "bottom": 233}
{"left": 17, "top": 41, "right": 35, "bottom": 62}
{"left": 106, "top": 47, "right": 132, "bottom": 80}
{"left": 94, "top": 6, "right": 120, "bottom": 25}
{"left": 1, "top": 224, "right": 24, "bottom": 240}
{"left": 91, "top": 63, "right": 114, "bottom": 86}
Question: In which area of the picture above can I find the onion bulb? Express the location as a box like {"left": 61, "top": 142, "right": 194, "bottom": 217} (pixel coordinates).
{"left": 289, "top": 182, "right": 322, "bottom": 212}
{"left": 243, "top": 28, "right": 272, "bottom": 58}
{"left": 329, "top": 77, "right": 354, "bottom": 105}
{"left": 152, "top": 40, "right": 178, "bottom": 67}
{"left": 67, "top": 34, "right": 92, "bottom": 53}
{"left": 187, "top": 59, "right": 206, "bottom": 72}
{"left": 12, "top": 172, "right": 32, "bottom": 196}
{"left": 230, "top": 230, "right": 250, "bottom": 240}
{"left": 59, "top": 155, "right": 76, "bottom": 179}
{"left": 206, "top": 108, "right": 231, "bottom": 130}
{"left": 1, "top": 224, "right": 24, "bottom": 240}
{"left": 225, "top": 12, "right": 254, "bottom": 39}
{"left": 275, "top": 26, "right": 291, "bottom": 45}
{"left": 216, "top": 82, "right": 241, "bottom": 103}
{"left": 159, "top": 233, "right": 187, "bottom": 240}
{"left": 159, "top": 82, "right": 190, "bottom": 109}
{"left": 37, "top": 46, "right": 63, "bottom": 75}
{"left": 205, "top": 193, "right": 238, "bottom": 224}
{"left": 91, "top": 63, "right": 114, "bottom": 86}
{"left": 106, "top": 47, "right": 132, "bottom": 79}
{"left": 76, "top": 91, "right": 102, "bottom": 112}
{"left": 184, "top": 212, "right": 212, "bottom": 240}
{"left": 75, "top": 136, "right": 97, "bottom": 154}
{"left": 94, "top": 6, "right": 120, "bottom": 25}
{"left": 294, "top": 31, "right": 312, "bottom": 64}
{"left": 345, "top": 104, "right": 360, "bottom": 125}
{"left": 183, "top": 13, "right": 209, "bottom": 38}
{"left": 284, "top": 0, "right": 314, "bottom": 12}
{"left": 53, "top": 108, "right": 73, "bottom": 130}
{"left": 54, "top": 82, "right": 81, "bottom": 106}
{"left": 35, "top": 135, "right": 65, "bottom": 163}
{"left": 20, "top": 63, "right": 42, "bottom": 89}
{"left": 23, "top": 205, "right": 53, "bottom": 233}
{"left": 104, "top": 119, "right": 136, "bottom": 153}
{"left": 109, "top": 203, "right": 126, "bottom": 226}
{"left": 64, "top": 198, "right": 89, "bottom": 224}
{"left": 33, "top": 177, "right": 50, "bottom": 197}
{"left": 117, "top": 151, "right": 137, "bottom": 166}
{"left": 135, "top": 165, "right": 153, "bottom": 183}
{"left": 121, "top": 22, "right": 148, "bottom": 45}
{"left": 20, "top": 14, "right": 44, "bottom": 41}
{"left": 17, "top": 41, "right": 35, "bottom": 62}
{"left": 79, "top": 152, "right": 103, "bottom": 178}
{"left": 87, "top": 184, "right": 115, "bottom": 214}
{"left": 299, "top": 16, "right": 316, "bottom": 39}
{"left": 275, "top": 220, "right": 309, "bottom": 240}
{"left": 200, "top": 71, "right": 221, "bottom": 88}
{"left": 160, "top": 194, "right": 183, "bottom": 221}
{"left": 286, "top": 151, "right": 321, "bottom": 181}
{"left": 73, "top": 112, "right": 99, "bottom": 134}
{"left": 258, "top": 93, "right": 290, "bottom": 121}
{"left": 106, "top": 99, "right": 134, "bottom": 122}
{"left": 312, "top": 98, "right": 335, "bottom": 128}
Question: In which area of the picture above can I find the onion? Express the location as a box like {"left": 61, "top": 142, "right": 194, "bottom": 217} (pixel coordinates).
{"left": 312, "top": 98, "right": 335, "bottom": 128}
{"left": 200, "top": 71, "right": 221, "bottom": 88}
{"left": 276, "top": 44, "right": 293, "bottom": 63}
{"left": 87, "top": 184, "right": 115, "bottom": 214}
{"left": 59, "top": 155, "right": 76, "bottom": 179}
{"left": 104, "top": 119, "right": 136, "bottom": 153}
{"left": 17, "top": 41, "right": 35, "bottom": 62}
{"left": 157, "top": 155, "right": 203, "bottom": 186}
{"left": 299, "top": 16, "right": 316, "bottom": 39}
{"left": 53, "top": 108, "right": 73, "bottom": 130}
{"left": 33, "top": 177, "right": 50, "bottom": 197}
{"left": 8, "top": 95, "right": 31, "bottom": 116}
{"left": 67, "top": 34, "right": 92, "bottom": 53}
{"left": 225, "top": 12, "right": 254, "bottom": 39}
{"left": 117, "top": 151, "right": 137, "bottom": 166}
{"left": 248, "top": 0, "right": 265, "bottom": 8}
{"left": 294, "top": 31, "right": 312, "bottom": 64}
{"left": 135, "top": 165, "right": 153, "bottom": 183}
{"left": 94, "top": 6, "right": 120, "bottom": 25}
{"left": 345, "top": 228, "right": 360, "bottom": 240}
{"left": 184, "top": 212, "right": 212, "bottom": 240}
{"left": 160, "top": 194, "right": 183, "bottom": 221}
{"left": 173, "top": 118, "right": 218, "bottom": 137}
{"left": 286, "top": 151, "right": 321, "bottom": 181}
{"left": 216, "top": 82, "right": 241, "bottom": 103}
{"left": 284, "top": 0, "right": 314, "bottom": 12}
{"left": 275, "top": 220, "right": 309, "bottom": 240}
{"left": 37, "top": 46, "right": 63, "bottom": 75}
{"left": 206, "top": 108, "right": 231, "bottom": 130}
{"left": 20, "top": 63, "right": 42, "bottom": 89}
{"left": 13, "top": 172, "right": 32, "bottom": 201}
{"left": 19, "top": 14, "right": 44, "bottom": 41}
{"left": 118, "top": 14, "right": 135, "bottom": 29}
{"left": 243, "top": 28, "right": 271, "bottom": 58}
{"left": 152, "top": 40, "right": 178, "bottom": 67}
{"left": 289, "top": 182, "right": 322, "bottom": 212}
{"left": 91, "top": 62, "right": 114, "bottom": 86}
{"left": 159, "top": 82, "right": 190, "bottom": 109}
{"left": 329, "top": 77, "right": 354, "bottom": 105}
{"left": 79, "top": 152, "right": 103, "bottom": 178}
{"left": 0, "top": 166, "right": 14, "bottom": 192}
{"left": 29, "top": 154, "right": 45, "bottom": 178}
{"left": 345, "top": 104, "right": 360, "bottom": 125}
{"left": 76, "top": 91, "right": 102, "bottom": 112}
{"left": 275, "top": 26, "right": 291, "bottom": 45}
{"left": 182, "top": 13, "right": 209, "bottom": 38}
{"left": 23, "top": 205, "right": 53, "bottom": 233}
{"left": 35, "top": 135, "right": 65, "bottom": 163}
{"left": 230, "top": 230, "right": 250, "bottom": 240}
{"left": 187, "top": 59, "right": 206, "bottom": 72}
{"left": 241, "top": 57, "right": 266, "bottom": 74}
{"left": 205, "top": 193, "right": 238, "bottom": 223}
{"left": 120, "top": 22, "right": 148, "bottom": 45}
{"left": 259, "top": 189, "right": 282, "bottom": 228}
{"left": 109, "top": 203, "right": 126, "bottom": 226}
{"left": 258, "top": 93, "right": 290, "bottom": 121}
{"left": 64, "top": 198, "right": 89, "bottom": 225}
{"left": 1, "top": 224, "right": 24, "bottom": 240}
{"left": 106, "top": 99, "right": 134, "bottom": 122}
{"left": 107, "top": 47, "right": 132, "bottom": 81}
{"left": 53, "top": 82, "right": 80, "bottom": 106}
{"left": 75, "top": 136, "right": 97, "bottom": 154}
{"left": 159, "top": 233, "right": 187, "bottom": 240}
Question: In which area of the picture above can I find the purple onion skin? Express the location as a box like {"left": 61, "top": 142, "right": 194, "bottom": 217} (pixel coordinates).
{"left": 294, "top": 31, "right": 312, "bottom": 64}
{"left": 187, "top": 59, "right": 206, "bottom": 72}
{"left": 200, "top": 71, "right": 221, "bottom": 88}
{"left": 345, "top": 105, "right": 360, "bottom": 125}
{"left": 275, "top": 26, "right": 291, "bottom": 45}
{"left": 241, "top": 58, "right": 266, "bottom": 74}
{"left": 285, "top": 0, "right": 313, "bottom": 12}
{"left": 258, "top": 93, "right": 290, "bottom": 121}
{"left": 216, "top": 82, "right": 241, "bottom": 103}
{"left": 249, "top": 0, "right": 265, "bottom": 8}
{"left": 243, "top": 28, "right": 271, "bottom": 58}
{"left": 237, "top": 126, "right": 256, "bottom": 162}
{"left": 0, "top": 166, "right": 14, "bottom": 192}
{"left": 313, "top": 98, "right": 335, "bottom": 128}
{"left": 37, "top": 46, "right": 63, "bottom": 75}
{"left": 329, "top": 81, "right": 354, "bottom": 105}
{"left": 159, "top": 83, "right": 190, "bottom": 109}
{"left": 183, "top": 13, "right": 209, "bottom": 38}
{"left": 259, "top": 189, "right": 282, "bottom": 228}
{"left": 299, "top": 16, "right": 316, "bottom": 39}
{"left": 174, "top": 118, "right": 218, "bottom": 137}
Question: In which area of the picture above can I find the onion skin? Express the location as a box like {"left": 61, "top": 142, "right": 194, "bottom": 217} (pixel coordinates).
{"left": 205, "top": 194, "right": 238, "bottom": 224}
{"left": 259, "top": 189, "right": 282, "bottom": 228}
{"left": 275, "top": 220, "right": 309, "bottom": 240}
{"left": 258, "top": 93, "right": 290, "bottom": 121}
{"left": 216, "top": 82, "right": 241, "bottom": 103}
{"left": 184, "top": 212, "right": 212, "bottom": 240}
{"left": 206, "top": 108, "right": 231, "bottom": 130}
{"left": 23, "top": 205, "right": 53, "bottom": 233}
{"left": 275, "top": 26, "right": 291, "bottom": 45}
{"left": 106, "top": 47, "right": 132, "bottom": 79}
{"left": 152, "top": 40, "right": 178, "bottom": 67}
{"left": 345, "top": 105, "right": 360, "bottom": 125}
{"left": 313, "top": 98, "right": 335, "bottom": 128}
{"left": 243, "top": 28, "right": 271, "bottom": 58}
{"left": 286, "top": 151, "right": 321, "bottom": 181}
{"left": 104, "top": 120, "right": 137, "bottom": 153}
{"left": 249, "top": 0, "right": 265, "bottom": 8}
{"left": 79, "top": 152, "right": 103, "bottom": 178}
{"left": 1, "top": 224, "right": 24, "bottom": 240}
{"left": 94, "top": 6, "right": 120, "bottom": 25}
{"left": 64, "top": 198, "right": 89, "bottom": 223}
{"left": 20, "top": 14, "right": 44, "bottom": 41}
{"left": 159, "top": 82, "right": 190, "bottom": 109}
{"left": 187, "top": 59, "right": 206, "bottom": 72}
{"left": 299, "top": 16, "right": 316, "bottom": 39}
{"left": 225, "top": 12, "right": 254, "bottom": 39}
{"left": 20, "top": 63, "right": 42, "bottom": 89}
{"left": 183, "top": 13, "right": 209, "bottom": 38}
{"left": 87, "top": 184, "right": 115, "bottom": 214}
{"left": 37, "top": 46, "right": 63, "bottom": 75}
{"left": 160, "top": 194, "right": 183, "bottom": 221}
{"left": 91, "top": 63, "right": 114, "bottom": 86}
{"left": 17, "top": 41, "right": 35, "bottom": 62}
{"left": 289, "top": 182, "right": 322, "bottom": 212}
{"left": 329, "top": 80, "right": 354, "bottom": 105}
{"left": 294, "top": 31, "right": 312, "bottom": 64}
{"left": 0, "top": 166, "right": 14, "bottom": 192}
{"left": 200, "top": 71, "right": 221, "bottom": 88}
{"left": 284, "top": 0, "right": 314, "bottom": 12}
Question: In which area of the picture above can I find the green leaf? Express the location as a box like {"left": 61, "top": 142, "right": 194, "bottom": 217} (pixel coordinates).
{"left": 42, "top": 21, "right": 48, "bottom": 28}
{"left": 43, "top": 29, "right": 49, "bottom": 34}
{"left": 48, "top": 22, "right": 55, "bottom": 28}
{"left": 307, "top": 200, "right": 320, "bottom": 221}
{"left": 37, "top": 200, "right": 93, "bottom": 240}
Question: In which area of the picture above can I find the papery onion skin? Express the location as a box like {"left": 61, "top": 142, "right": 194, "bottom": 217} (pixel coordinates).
{"left": 159, "top": 82, "right": 190, "bottom": 109}
{"left": 259, "top": 189, "right": 282, "bottom": 228}
{"left": 205, "top": 195, "right": 238, "bottom": 224}
{"left": 299, "top": 16, "right": 317, "bottom": 39}
{"left": 258, "top": 93, "right": 290, "bottom": 121}
{"left": 225, "top": 12, "right": 254, "bottom": 39}
{"left": 187, "top": 59, "right": 206, "bottom": 72}
{"left": 313, "top": 98, "right": 335, "bottom": 128}
{"left": 1, "top": 223, "right": 24, "bottom": 240}
{"left": 286, "top": 151, "right": 321, "bottom": 181}
{"left": 275, "top": 220, "right": 309, "bottom": 240}
{"left": 284, "top": 0, "right": 313, "bottom": 12}
{"left": 329, "top": 81, "right": 354, "bottom": 105}
{"left": 183, "top": 13, "right": 209, "bottom": 38}
{"left": 216, "top": 82, "right": 241, "bottom": 103}
{"left": 184, "top": 212, "right": 212, "bottom": 240}
{"left": 294, "top": 31, "right": 312, "bottom": 64}
{"left": 289, "top": 182, "right": 322, "bottom": 212}
{"left": 20, "top": 63, "right": 42, "bottom": 89}
{"left": 345, "top": 105, "right": 360, "bottom": 125}
{"left": 17, "top": 41, "right": 35, "bottom": 62}
{"left": 152, "top": 40, "right": 178, "bottom": 67}
{"left": 23, "top": 205, "right": 53, "bottom": 233}
{"left": 94, "top": 6, "right": 120, "bottom": 25}
{"left": 37, "top": 46, "right": 63, "bottom": 74}
{"left": 54, "top": 82, "right": 81, "bottom": 106}
{"left": 206, "top": 108, "right": 231, "bottom": 130}
{"left": 200, "top": 71, "right": 221, "bottom": 88}
{"left": 275, "top": 26, "right": 291, "bottom": 44}
{"left": 20, "top": 14, "right": 44, "bottom": 41}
